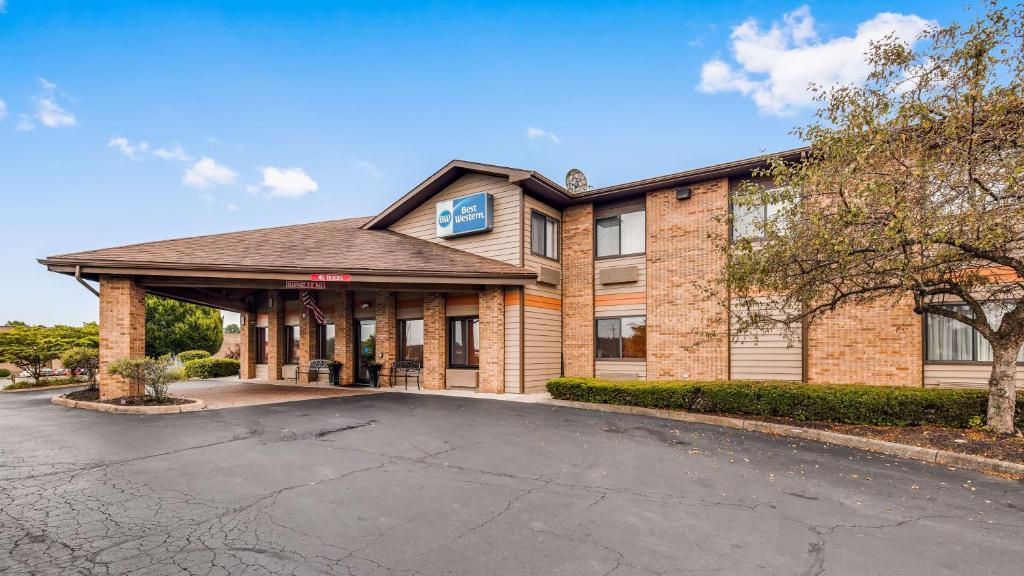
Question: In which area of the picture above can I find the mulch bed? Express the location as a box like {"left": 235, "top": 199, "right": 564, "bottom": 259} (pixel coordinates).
{"left": 750, "top": 414, "right": 1024, "bottom": 465}
{"left": 63, "top": 389, "right": 195, "bottom": 406}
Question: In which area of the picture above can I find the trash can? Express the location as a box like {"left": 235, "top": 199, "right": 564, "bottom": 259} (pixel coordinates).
{"left": 329, "top": 362, "right": 342, "bottom": 386}
{"left": 367, "top": 363, "right": 382, "bottom": 388}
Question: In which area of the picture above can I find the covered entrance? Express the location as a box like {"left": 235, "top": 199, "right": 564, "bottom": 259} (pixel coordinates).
{"left": 355, "top": 319, "right": 376, "bottom": 385}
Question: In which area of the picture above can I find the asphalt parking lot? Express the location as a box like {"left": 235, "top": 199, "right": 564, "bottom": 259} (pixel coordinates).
{"left": 1, "top": 386, "right": 1022, "bottom": 575}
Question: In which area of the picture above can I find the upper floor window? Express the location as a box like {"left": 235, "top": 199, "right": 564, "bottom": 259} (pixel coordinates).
{"left": 731, "top": 188, "right": 787, "bottom": 242}
{"left": 596, "top": 210, "right": 645, "bottom": 258}
{"left": 926, "top": 303, "right": 1024, "bottom": 363}
{"left": 530, "top": 210, "right": 559, "bottom": 260}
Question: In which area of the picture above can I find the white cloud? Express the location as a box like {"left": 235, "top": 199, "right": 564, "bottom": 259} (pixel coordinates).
{"left": 0, "top": 1, "right": 7, "bottom": 14}
{"left": 254, "top": 166, "right": 319, "bottom": 198}
{"left": 16, "top": 114, "right": 34, "bottom": 131}
{"left": 0, "top": 99, "right": 5, "bottom": 122}
{"left": 355, "top": 160, "right": 382, "bottom": 180}
{"left": 33, "top": 78, "right": 77, "bottom": 127}
{"left": 526, "top": 126, "right": 560, "bottom": 143}
{"left": 225, "top": 203, "right": 239, "bottom": 212}
{"left": 107, "top": 136, "right": 149, "bottom": 159}
{"left": 183, "top": 157, "right": 238, "bottom": 189}
{"left": 153, "top": 144, "right": 193, "bottom": 162}
{"left": 698, "top": 6, "right": 933, "bottom": 116}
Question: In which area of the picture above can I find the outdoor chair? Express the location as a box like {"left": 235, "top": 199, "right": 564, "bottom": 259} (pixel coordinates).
{"left": 384, "top": 361, "right": 422, "bottom": 389}
{"left": 294, "top": 359, "right": 333, "bottom": 384}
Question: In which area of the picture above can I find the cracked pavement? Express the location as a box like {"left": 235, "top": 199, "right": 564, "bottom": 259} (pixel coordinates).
{"left": 1, "top": 387, "right": 1022, "bottom": 575}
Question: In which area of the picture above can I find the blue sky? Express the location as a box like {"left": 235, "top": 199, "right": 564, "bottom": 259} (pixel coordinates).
{"left": 0, "top": 0, "right": 968, "bottom": 326}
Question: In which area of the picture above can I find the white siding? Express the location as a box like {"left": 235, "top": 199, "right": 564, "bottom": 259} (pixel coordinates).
{"left": 924, "top": 364, "right": 1024, "bottom": 389}
{"left": 729, "top": 298, "right": 802, "bottom": 381}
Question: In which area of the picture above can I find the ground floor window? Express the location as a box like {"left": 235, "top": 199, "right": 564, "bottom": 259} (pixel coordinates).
{"left": 284, "top": 325, "right": 300, "bottom": 364}
{"left": 255, "top": 327, "right": 268, "bottom": 364}
{"left": 448, "top": 317, "right": 479, "bottom": 368}
{"left": 596, "top": 316, "right": 646, "bottom": 359}
{"left": 398, "top": 319, "right": 424, "bottom": 362}
{"left": 316, "top": 323, "right": 335, "bottom": 360}
{"left": 925, "top": 303, "right": 1024, "bottom": 362}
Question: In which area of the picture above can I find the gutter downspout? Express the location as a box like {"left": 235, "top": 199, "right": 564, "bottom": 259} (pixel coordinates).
{"left": 75, "top": 266, "right": 100, "bottom": 297}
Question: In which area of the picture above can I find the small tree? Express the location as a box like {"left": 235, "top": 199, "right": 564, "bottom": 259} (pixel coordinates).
{"left": 724, "top": 3, "right": 1024, "bottom": 433}
{"left": 61, "top": 347, "right": 99, "bottom": 388}
{"left": 0, "top": 325, "right": 82, "bottom": 384}
{"left": 224, "top": 324, "right": 240, "bottom": 334}
{"left": 145, "top": 296, "right": 224, "bottom": 357}
{"left": 107, "top": 355, "right": 181, "bottom": 401}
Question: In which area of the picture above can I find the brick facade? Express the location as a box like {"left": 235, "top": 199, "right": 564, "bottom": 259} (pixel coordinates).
{"left": 561, "top": 204, "right": 594, "bottom": 377}
{"left": 267, "top": 291, "right": 284, "bottom": 380}
{"left": 98, "top": 275, "right": 146, "bottom": 399}
{"left": 298, "top": 297, "right": 316, "bottom": 382}
{"left": 332, "top": 291, "right": 355, "bottom": 385}
{"left": 478, "top": 286, "right": 505, "bottom": 393}
{"left": 422, "top": 292, "right": 446, "bottom": 390}
{"left": 806, "top": 297, "right": 923, "bottom": 386}
{"left": 646, "top": 180, "right": 729, "bottom": 380}
{"left": 374, "top": 291, "right": 397, "bottom": 375}
{"left": 239, "top": 310, "right": 256, "bottom": 380}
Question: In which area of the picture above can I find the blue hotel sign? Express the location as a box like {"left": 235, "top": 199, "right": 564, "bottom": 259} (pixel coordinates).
{"left": 435, "top": 192, "right": 494, "bottom": 238}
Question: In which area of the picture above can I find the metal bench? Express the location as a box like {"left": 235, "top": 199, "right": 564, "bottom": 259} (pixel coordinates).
{"left": 384, "top": 361, "right": 422, "bottom": 389}
{"left": 294, "top": 359, "right": 333, "bottom": 384}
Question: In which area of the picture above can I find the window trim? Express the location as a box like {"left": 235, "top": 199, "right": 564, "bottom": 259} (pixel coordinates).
{"left": 397, "top": 318, "right": 425, "bottom": 363}
{"left": 924, "top": 303, "right": 1024, "bottom": 365}
{"left": 594, "top": 210, "right": 646, "bottom": 260}
{"left": 594, "top": 315, "right": 647, "bottom": 360}
{"left": 447, "top": 316, "right": 480, "bottom": 369}
{"left": 530, "top": 209, "right": 560, "bottom": 261}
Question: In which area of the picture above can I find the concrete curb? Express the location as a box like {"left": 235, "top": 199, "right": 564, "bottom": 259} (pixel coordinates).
{"left": 542, "top": 399, "right": 1024, "bottom": 478}
{"left": 51, "top": 395, "right": 206, "bottom": 414}
{"left": 2, "top": 382, "right": 87, "bottom": 393}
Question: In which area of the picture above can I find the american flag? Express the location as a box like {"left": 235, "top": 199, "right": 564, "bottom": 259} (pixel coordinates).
{"left": 300, "top": 291, "right": 325, "bottom": 324}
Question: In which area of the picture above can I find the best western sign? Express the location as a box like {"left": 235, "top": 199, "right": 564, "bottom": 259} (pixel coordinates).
{"left": 436, "top": 192, "right": 493, "bottom": 238}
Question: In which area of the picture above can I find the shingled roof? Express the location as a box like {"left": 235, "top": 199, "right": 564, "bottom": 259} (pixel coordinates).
{"left": 40, "top": 217, "right": 535, "bottom": 282}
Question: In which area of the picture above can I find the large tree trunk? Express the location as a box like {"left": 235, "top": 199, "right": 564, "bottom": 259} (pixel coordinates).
{"left": 987, "top": 344, "right": 1019, "bottom": 434}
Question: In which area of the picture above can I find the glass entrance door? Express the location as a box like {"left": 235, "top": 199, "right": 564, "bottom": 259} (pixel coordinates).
{"left": 355, "top": 320, "right": 376, "bottom": 384}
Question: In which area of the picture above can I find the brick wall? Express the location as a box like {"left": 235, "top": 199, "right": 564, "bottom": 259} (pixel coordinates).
{"left": 478, "top": 286, "right": 505, "bottom": 393}
{"left": 239, "top": 310, "right": 256, "bottom": 379}
{"left": 375, "top": 291, "right": 397, "bottom": 375}
{"left": 807, "top": 297, "right": 923, "bottom": 386}
{"left": 98, "top": 275, "right": 146, "bottom": 399}
{"left": 423, "top": 292, "right": 446, "bottom": 390}
{"left": 298, "top": 297, "right": 316, "bottom": 382}
{"left": 267, "top": 291, "right": 284, "bottom": 380}
{"left": 561, "top": 204, "right": 594, "bottom": 377}
{"left": 332, "top": 291, "right": 354, "bottom": 385}
{"left": 646, "top": 180, "right": 730, "bottom": 380}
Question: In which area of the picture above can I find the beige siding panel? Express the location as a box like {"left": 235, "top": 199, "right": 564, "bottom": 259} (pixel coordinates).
{"left": 595, "top": 302, "right": 647, "bottom": 317}
{"left": 523, "top": 195, "right": 562, "bottom": 299}
{"left": 730, "top": 298, "right": 802, "bottom": 381}
{"left": 924, "top": 364, "right": 1024, "bottom": 389}
{"left": 596, "top": 360, "right": 646, "bottom": 380}
{"left": 524, "top": 305, "right": 561, "bottom": 392}
{"left": 284, "top": 300, "right": 301, "bottom": 326}
{"left": 389, "top": 174, "right": 523, "bottom": 265}
{"left": 595, "top": 254, "right": 647, "bottom": 296}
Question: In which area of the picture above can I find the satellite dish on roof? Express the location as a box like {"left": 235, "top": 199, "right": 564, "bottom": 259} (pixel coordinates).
{"left": 565, "top": 168, "right": 588, "bottom": 194}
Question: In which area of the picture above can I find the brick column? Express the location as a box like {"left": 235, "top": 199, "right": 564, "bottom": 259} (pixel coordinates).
{"left": 562, "top": 204, "right": 595, "bottom": 377}
{"left": 267, "top": 290, "right": 284, "bottom": 381}
{"left": 478, "top": 286, "right": 505, "bottom": 393}
{"left": 98, "top": 276, "right": 146, "bottom": 399}
{"left": 374, "top": 291, "right": 397, "bottom": 380}
{"left": 422, "top": 292, "right": 446, "bottom": 389}
{"left": 333, "top": 291, "right": 354, "bottom": 385}
{"left": 298, "top": 297, "right": 317, "bottom": 382}
{"left": 239, "top": 309, "right": 256, "bottom": 380}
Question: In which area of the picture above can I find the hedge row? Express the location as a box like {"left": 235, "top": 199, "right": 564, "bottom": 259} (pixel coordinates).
{"left": 177, "top": 350, "right": 212, "bottom": 363}
{"left": 546, "top": 378, "right": 1024, "bottom": 429}
{"left": 183, "top": 357, "right": 240, "bottom": 379}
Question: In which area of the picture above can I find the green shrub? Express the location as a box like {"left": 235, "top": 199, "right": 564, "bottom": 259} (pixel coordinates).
{"left": 176, "top": 350, "right": 212, "bottom": 363}
{"left": 4, "top": 377, "right": 82, "bottom": 390}
{"left": 183, "top": 357, "right": 240, "bottom": 379}
{"left": 0, "top": 368, "right": 10, "bottom": 379}
{"left": 108, "top": 355, "right": 182, "bottom": 400}
{"left": 546, "top": 378, "right": 1024, "bottom": 430}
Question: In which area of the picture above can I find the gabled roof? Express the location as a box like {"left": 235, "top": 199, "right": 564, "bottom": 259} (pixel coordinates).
{"left": 40, "top": 217, "right": 536, "bottom": 283}
{"left": 362, "top": 160, "right": 568, "bottom": 230}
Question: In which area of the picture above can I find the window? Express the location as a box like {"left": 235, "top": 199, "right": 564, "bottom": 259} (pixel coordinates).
{"left": 398, "top": 319, "right": 424, "bottom": 362}
{"left": 731, "top": 190, "right": 786, "bottom": 242}
{"left": 284, "top": 325, "right": 300, "bottom": 364}
{"left": 926, "top": 304, "right": 1024, "bottom": 362}
{"left": 596, "top": 316, "right": 646, "bottom": 359}
{"left": 531, "top": 210, "right": 559, "bottom": 260}
{"left": 596, "top": 210, "right": 645, "bottom": 258}
{"left": 255, "top": 327, "right": 268, "bottom": 364}
{"left": 316, "top": 323, "right": 335, "bottom": 360}
{"left": 448, "top": 317, "right": 480, "bottom": 367}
